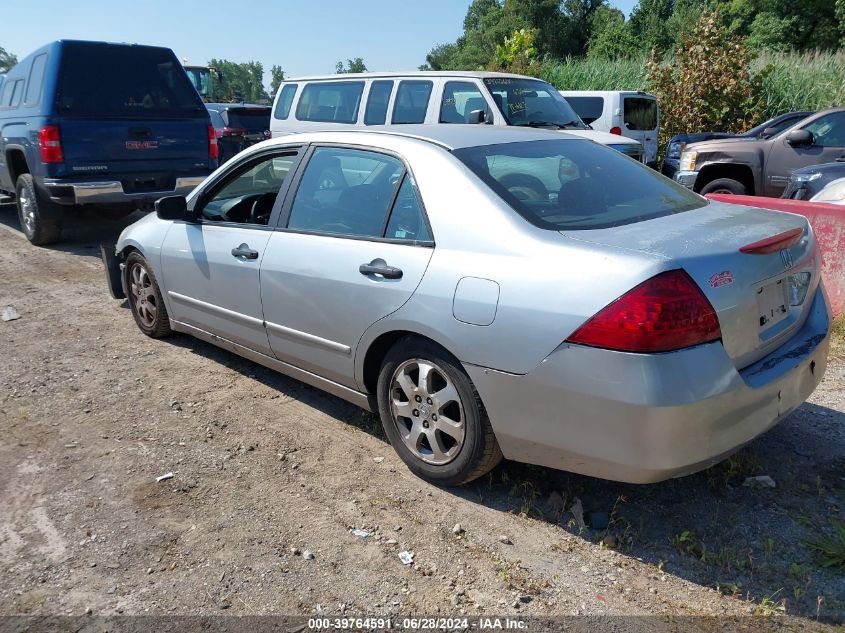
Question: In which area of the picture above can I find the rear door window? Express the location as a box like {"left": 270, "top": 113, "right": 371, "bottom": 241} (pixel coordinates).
{"left": 365, "top": 80, "right": 394, "bottom": 125}
{"left": 295, "top": 81, "right": 364, "bottom": 124}
{"left": 392, "top": 80, "right": 432, "bottom": 124}
{"left": 287, "top": 147, "right": 404, "bottom": 237}
{"left": 56, "top": 42, "right": 205, "bottom": 118}
{"left": 623, "top": 97, "right": 658, "bottom": 131}
{"left": 274, "top": 83, "right": 298, "bottom": 120}
{"left": 564, "top": 96, "right": 604, "bottom": 125}
{"left": 440, "top": 81, "right": 490, "bottom": 124}
{"left": 24, "top": 54, "right": 47, "bottom": 106}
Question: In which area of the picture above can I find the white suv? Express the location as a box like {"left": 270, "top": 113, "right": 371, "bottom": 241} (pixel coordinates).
{"left": 270, "top": 72, "right": 645, "bottom": 162}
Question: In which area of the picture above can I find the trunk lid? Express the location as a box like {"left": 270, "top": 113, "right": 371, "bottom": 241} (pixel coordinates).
{"left": 563, "top": 200, "right": 819, "bottom": 368}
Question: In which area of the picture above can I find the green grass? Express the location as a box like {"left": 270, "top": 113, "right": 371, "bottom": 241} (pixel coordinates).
{"left": 803, "top": 520, "right": 845, "bottom": 569}
{"left": 540, "top": 56, "right": 648, "bottom": 91}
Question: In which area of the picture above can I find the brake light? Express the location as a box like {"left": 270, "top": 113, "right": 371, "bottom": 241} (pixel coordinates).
{"left": 566, "top": 270, "right": 721, "bottom": 353}
{"left": 610, "top": 126, "right": 622, "bottom": 135}
{"left": 219, "top": 127, "right": 247, "bottom": 138}
{"left": 739, "top": 227, "right": 803, "bottom": 254}
{"left": 208, "top": 124, "right": 219, "bottom": 160}
{"left": 38, "top": 125, "right": 63, "bottom": 163}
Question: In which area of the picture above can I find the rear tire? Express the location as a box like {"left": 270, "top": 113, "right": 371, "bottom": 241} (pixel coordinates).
{"left": 15, "top": 174, "right": 63, "bottom": 245}
{"left": 377, "top": 336, "right": 502, "bottom": 486}
{"left": 700, "top": 177, "right": 747, "bottom": 196}
{"left": 124, "top": 251, "right": 172, "bottom": 338}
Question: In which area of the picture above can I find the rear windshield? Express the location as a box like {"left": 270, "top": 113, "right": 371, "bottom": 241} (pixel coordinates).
{"left": 453, "top": 140, "right": 705, "bottom": 231}
{"left": 623, "top": 97, "right": 657, "bottom": 131}
{"left": 226, "top": 107, "right": 270, "bottom": 132}
{"left": 564, "top": 96, "right": 604, "bottom": 124}
{"left": 56, "top": 43, "right": 205, "bottom": 119}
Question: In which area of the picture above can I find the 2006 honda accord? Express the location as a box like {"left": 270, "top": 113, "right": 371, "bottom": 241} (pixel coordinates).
{"left": 103, "top": 126, "right": 831, "bottom": 486}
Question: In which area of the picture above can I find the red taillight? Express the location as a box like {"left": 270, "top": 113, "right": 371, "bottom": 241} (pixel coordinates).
{"left": 219, "top": 126, "right": 247, "bottom": 138}
{"left": 739, "top": 227, "right": 803, "bottom": 254}
{"left": 610, "top": 126, "right": 622, "bottom": 135}
{"left": 566, "top": 270, "right": 721, "bottom": 353}
{"left": 208, "top": 124, "right": 219, "bottom": 160}
{"left": 38, "top": 125, "right": 64, "bottom": 163}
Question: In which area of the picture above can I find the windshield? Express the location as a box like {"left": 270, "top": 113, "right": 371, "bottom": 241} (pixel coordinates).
{"left": 56, "top": 43, "right": 206, "bottom": 119}
{"left": 743, "top": 113, "right": 809, "bottom": 139}
{"left": 454, "top": 139, "right": 706, "bottom": 230}
{"left": 483, "top": 78, "right": 588, "bottom": 129}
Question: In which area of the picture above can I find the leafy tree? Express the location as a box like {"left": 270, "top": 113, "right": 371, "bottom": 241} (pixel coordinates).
{"left": 491, "top": 28, "right": 541, "bottom": 74}
{"left": 270, "top": 65, "right": 285, "bottom": 95}
{"left": 0, "top": 46, "right": 17, "bottom": 73}
{"left": 587, "top": 6, "right": 638, "bottom": 59}
{"left": 630, "top": 0, "right": 675, "bottom": 54}
{"left": 647, "top": 10, "right": 764, "bottom": 152}
{"left": 208, "top": 58, "right": 270, "bottom": 103}
{"left": 718, "top": 0, "right": 839, "bottom": 51}
{"left": 335, "top": 57, "right": 368, "bottom": 74}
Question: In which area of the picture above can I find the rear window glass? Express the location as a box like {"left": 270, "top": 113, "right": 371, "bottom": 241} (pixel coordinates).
{"left": 25, "top": 54, "right": 47, "bottom": 106}
{"left": 564, "top": 96, "right": 604, "bottom": 124}
{"left": 274, "top": 83, "right": 297, "bottom": 120}
{"left": 10, "top": 80, "right": 24, "bottom": 107}
{"left": 623, "top": 97, "right": 658, "bottom": 131}
{"left": 365, "top": 80, "right": 393, "bottom": 125}
{"left": 208, "top": 109, "right": 225, "bottom": 128}
{"left": 295, "top": 81, "right": 364, "bottom": 124}
{"left": 226, "top": 108, "right": 270, "bottom": 133}
{"left": 56, "top": 43, "right": 205, "bottom": 119}
{"left": 392, "top": 80, "right": 432, "bottom": 124}
{"left": 454, "top": 140, "right": 705, "bottom": 231}
{"left": 1, "top": 79, "right": 16, "bottom": 107}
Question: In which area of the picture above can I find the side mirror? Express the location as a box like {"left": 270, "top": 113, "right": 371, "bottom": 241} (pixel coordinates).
{"left": 761, "top": 127, "right": 779, "bottom": 139}
{"left": 468, "top": 109, "right": 491, "bottom": 125}
{"left": 155, "top": 196, "right": 192, "bottom": 221}
{"left": 786, "top": 129, "right": 813, "bottom": 147}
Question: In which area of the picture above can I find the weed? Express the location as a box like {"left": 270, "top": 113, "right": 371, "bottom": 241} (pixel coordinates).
{"left": 756, "top": 590, "right": 787, "bottom": 616}
{"left": 802, "top": 520, "right": 845, "bottom": 569}
{"left": 705, "top": 449, "right": 762, "bottom": 491}
{"left": 671, "top": 531, "right": 752, "bottom": 573}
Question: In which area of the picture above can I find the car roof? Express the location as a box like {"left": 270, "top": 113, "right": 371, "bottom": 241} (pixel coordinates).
{"left": 271, "top": 124, "right": 579, "bottom": 151}
{"left": 281, "top": 70, "right": 539, "bottom": 82}
{"left": 206, "top": 103, "right": 271, "bottom": 110}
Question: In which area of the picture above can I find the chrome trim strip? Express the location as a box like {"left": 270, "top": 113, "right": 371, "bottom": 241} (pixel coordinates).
{"left": 265, "top": 320, "right": 351, "bottom": 355}
{"left": 167, "top": 291, "right": 264, "bottom": 327}
{"left": 43, "top": 176, "right": 206, "bottom": 204}
{"left": 170, "top": 320, "right": 371, "bottom": 410}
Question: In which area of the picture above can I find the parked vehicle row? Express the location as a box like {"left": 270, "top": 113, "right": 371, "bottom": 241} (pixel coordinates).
{"left": 270, "top": 72, "right": 646, "bottom": 162}
{"left": 207, "top": 103, "right": 271, "bottom": 164}
{"left": 0, "top": 40, "right": 218, "bottom": 245}
{"left": 104, "top": 126, "right": 830, "bottom": 486}
{"left": 673, "top": 107, "right": 845, "bottom": 197}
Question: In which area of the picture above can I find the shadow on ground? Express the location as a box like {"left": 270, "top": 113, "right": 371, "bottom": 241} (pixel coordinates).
{"left": 0, "top": 203, "right": 147, "bottom": 259}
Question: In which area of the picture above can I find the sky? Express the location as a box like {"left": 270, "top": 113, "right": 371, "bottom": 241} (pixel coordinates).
{"left": 3, "top": 0, "right": 639, "bottom": 83}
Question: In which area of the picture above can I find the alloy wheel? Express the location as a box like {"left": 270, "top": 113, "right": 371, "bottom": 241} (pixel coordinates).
{"left": 129, "top": 263, "right": 158, "bottom": 328}
{"left": 18, "top": 187, "right": 36, "bottom": 235}
{"left": 389, "top": 359, "right": 466, "bottom": 465}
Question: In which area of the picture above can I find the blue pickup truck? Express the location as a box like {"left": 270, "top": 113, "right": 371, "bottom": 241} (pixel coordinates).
{"left": 0, "top": 40, "right": 218, "bottom": 244}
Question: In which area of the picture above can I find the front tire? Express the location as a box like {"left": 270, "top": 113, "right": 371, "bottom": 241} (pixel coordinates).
{"left": 124, "top": 251, "right": 172, "bottom": 338}
{"left": 700, "top": 177, "right": 747, "bottom": 196}
{"left": 15, "top": 174, "right": 63, "bottom": 245}
{"left": 377, "top": 336, "right": 502, "bottom": 486}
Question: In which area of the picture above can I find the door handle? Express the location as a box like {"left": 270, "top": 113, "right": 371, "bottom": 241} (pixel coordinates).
{"left": 231, "top": 243, "right": 259, "bottom": 260}
{"left": 359, "top": 258, "right": 403, "bottom": 279}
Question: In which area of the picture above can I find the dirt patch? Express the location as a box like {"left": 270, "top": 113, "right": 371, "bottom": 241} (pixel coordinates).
{"left": 0, "top": 208, "right": 842, "bottom": 628}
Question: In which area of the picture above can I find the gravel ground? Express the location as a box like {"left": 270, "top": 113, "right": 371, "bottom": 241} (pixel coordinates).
{"left": 0, "top": 207, "right": 842, "bottom": 630}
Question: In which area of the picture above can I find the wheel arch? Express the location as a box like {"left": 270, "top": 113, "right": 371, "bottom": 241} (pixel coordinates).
{"left": 695, "top": 162, "right": 756, "bottom": 194}
{"left": 6, "top": 147, "right": 30, "bottom": 185}
{"left": 357, "top": 325, "right": 465, "bottom": 396}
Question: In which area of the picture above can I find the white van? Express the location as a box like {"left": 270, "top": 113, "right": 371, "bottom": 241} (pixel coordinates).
{"left": 271, "top": 72, "right": 645, "bottom": 162}
{"left": 559, "top": 91, "right": 659, "bottom": 167}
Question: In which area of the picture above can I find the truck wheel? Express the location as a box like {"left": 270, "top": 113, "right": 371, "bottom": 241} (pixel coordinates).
{"left": 124, "top": 251, "right": 172, "bottom": 338}
{"left": 377, "top": 336, "right": 502, "bottom": 486}
{"left": 700, "top": 178, "right": 747, "bottom": 196}
{"left": 15, "top": 174, "right": 63, "bottom": 245}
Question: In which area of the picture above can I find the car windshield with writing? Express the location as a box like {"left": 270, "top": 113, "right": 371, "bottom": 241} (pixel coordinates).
{"left": 483, "top": 78, "right": 589, "bottom": 130}
{"left": 454, "top": 139, "right": 706, "bottom": 230}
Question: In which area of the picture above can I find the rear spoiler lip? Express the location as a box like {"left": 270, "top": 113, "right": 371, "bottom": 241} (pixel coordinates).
{"left": 739, "top": 227, "right": 804, "bottom": 254}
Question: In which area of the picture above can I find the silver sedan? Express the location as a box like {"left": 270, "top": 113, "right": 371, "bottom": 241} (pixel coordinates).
{"left": 104, "top": 126, "right": 831, "bottom": 486}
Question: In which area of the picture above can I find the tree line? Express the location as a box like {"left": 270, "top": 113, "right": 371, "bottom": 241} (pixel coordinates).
{"left": 423, "top": 0, "right": 845, "bottom": 71}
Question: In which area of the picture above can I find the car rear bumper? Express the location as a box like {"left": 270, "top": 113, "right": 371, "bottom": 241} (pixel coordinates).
{"left": 466, "top": 285, "right": 830, "bottom": 484}
{"left": 674, "top": 170, "right": 698, "bottom": 189}
{"left": 42, "top": 176, "right": 207, "bottom": 205}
